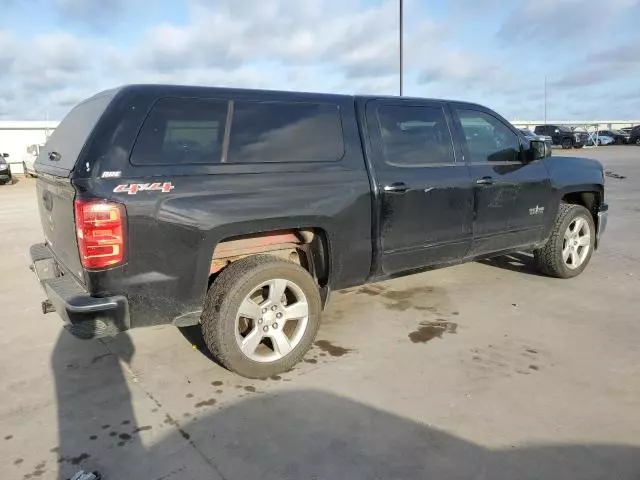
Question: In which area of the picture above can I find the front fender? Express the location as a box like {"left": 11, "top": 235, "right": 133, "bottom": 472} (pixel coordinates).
{"left": 541, "top": 155, "right": 605, "bottom": 238}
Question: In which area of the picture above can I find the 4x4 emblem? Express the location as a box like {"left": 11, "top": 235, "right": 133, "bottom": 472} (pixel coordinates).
{"left": 113, "top": 182, "right": 175, "bottom": 195}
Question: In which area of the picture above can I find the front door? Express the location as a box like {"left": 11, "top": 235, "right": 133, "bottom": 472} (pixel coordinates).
{"left": 451, "top": 107, "right": 552, "bottom": 256}
{"left": 365, "top": 100, "right": 474, "bottom": 275}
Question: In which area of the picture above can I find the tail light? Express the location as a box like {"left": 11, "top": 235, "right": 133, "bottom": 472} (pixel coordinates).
{"left": 74, "top": 198, "right": 126, "bottom": 270}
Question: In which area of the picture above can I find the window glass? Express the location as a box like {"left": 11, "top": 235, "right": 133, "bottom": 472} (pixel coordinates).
{"left": 457, "top": 109, "right": 520, "bottom": 163}
{"left": 376, "top": 105, "right": 455, "bottom": 167}
{"left": 228, "top": 101, "right": 343, "bottom": 163}
{"left": 131, "top": 97, "right": 228, "bottom": 165}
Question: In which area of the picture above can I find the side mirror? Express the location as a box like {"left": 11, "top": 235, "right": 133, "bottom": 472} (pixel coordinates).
{"left": 1, "top": 153, "right": 8, "bottom": 158}
{"left": 529, "top": 140, "right": 550, "bottom": 161}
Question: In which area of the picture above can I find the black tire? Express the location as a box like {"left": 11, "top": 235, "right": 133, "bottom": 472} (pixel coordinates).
{"left": 534, "top": 203, "right": 596, "bottom": 279}
{"left": 201, "top": 255, "right": 322, "bottom": 378}
{"left": 561, "top": 138, "right": 573, "bottom": 149}
{"left": 635, "top": 138, "right": 640, "bottom": 146}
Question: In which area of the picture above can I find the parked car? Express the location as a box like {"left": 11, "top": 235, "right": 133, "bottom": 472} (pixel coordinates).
{"left": 30, "top": 85, "right": 609, "bottom": 378}
{"left": 596, "top": 130, "right": 628, "bottom": 145}
{"left": 588, "top": 133, "right": 615, "bottom": 146}
{"left": 23, "top": 144, "right": 42, "bottom": 177}
{"left": 534, "top": 124, "right": 586, "bottom": 149}
{"left": 0, "top": 152, "right": 12, "bottom": 184}
{"left": 518, "top": 128, "right": 553, "bottom": 146}
{"left": 518, "top": 128, "right": 552, "bottom": 152}
{"left": 629, "top": 125, "right": 640, "bottom": 145}
{"left": 620, "top": 126, "right": 636, "bottom": 135}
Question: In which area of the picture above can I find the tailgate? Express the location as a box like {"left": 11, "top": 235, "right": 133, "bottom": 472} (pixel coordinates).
{"left": 36, "top": 174, "right": 84, "bottom": 283}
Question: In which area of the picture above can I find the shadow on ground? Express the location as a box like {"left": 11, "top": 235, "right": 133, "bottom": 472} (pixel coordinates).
{"left": 42, "top": 330, "right": 639, "bottom": 479}
{"left": 179, "top": 324, "right": 220, "bottom": 365}
{"left": 479, "top": 252, "right": 548, "bottom": 277}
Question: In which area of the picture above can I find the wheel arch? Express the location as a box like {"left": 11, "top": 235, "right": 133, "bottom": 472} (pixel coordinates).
{"left": 560, "top": 188, "right": 604, "bottom": 243}
{"left": 209, "top": 226, "right": 332, "bottom": 291}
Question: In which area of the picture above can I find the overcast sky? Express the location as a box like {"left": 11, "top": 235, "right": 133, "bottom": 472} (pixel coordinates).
{"left": 1, "top": 0, "right": 639, "bottom": 121}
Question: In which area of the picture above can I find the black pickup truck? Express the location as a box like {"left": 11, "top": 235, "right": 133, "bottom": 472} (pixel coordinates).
{"left": 30, "top": 85, "right": 608, "bottom": 378}
{"left": 534, "top": 124, "right": 588, "bottom": 149}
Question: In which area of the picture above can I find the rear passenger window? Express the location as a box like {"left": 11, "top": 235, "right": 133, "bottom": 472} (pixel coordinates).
{"left": 376, "top": 105, "right": 455, "bottom": 167}
{"left": 131, "top": 98, "right": 228, "bottom": 165}
{"left": 227, "top": 101, "right": 343, "bottom": 163}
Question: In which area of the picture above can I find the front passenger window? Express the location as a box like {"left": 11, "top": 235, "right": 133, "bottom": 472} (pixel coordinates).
{"left": 457, "top": 109, "right": 520, "bottom": 163}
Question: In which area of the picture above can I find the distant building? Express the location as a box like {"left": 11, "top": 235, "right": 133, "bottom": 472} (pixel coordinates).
{"left": 0, "top": 121, "right": 59, "bottom": 175}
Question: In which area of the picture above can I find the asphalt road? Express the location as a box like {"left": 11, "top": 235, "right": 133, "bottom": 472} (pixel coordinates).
{"left": 1, "top": 146, "right": 639, "bottom": 479}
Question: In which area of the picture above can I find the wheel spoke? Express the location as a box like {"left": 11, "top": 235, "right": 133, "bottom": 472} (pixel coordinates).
{"left": 284, "top": 301, "right": 309, "bottom": 321}
{"left": 241, "top": 328, "right": 263, "bottom": 356}
{"left": 562, "top": 246, "right": 571, "bottom": 262}
{"left": 271, "top": 330, "right": 293, "bottom": 356}
{"left": 572, "top": 217, "right": 584, "bottom": 234}
{"left": 238, "top": 298, "right": 262, "bottom": 320}
{"left": 568, "top": 249, "right": 577, "bottom": 266}
{"left": 578, "top": 235, "right": 591, "bottom": 247}
{"left": 268, "top": 279, "right": 288, "bottom": 304}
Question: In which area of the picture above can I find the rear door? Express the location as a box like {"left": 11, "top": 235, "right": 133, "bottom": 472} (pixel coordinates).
{"left": 451, "top": 106, "right": 552, "bottom": 256}
{"left": 365, "top": 99, "right": 474, "bottom": 275}
{"left": 34, "top": 92, "right": 115, "bottom": 282}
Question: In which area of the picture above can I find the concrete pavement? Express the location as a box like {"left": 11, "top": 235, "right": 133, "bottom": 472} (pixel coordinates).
{"left": 1, "top": 146, "right": 639, "bottom": 479}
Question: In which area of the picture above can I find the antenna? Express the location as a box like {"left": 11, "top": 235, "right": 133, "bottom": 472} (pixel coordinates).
{"left": 544, "top": 74, "right": 547, "bottom": 125}
{"left": 399, "top": 0, "right": 404, "bottom": 96}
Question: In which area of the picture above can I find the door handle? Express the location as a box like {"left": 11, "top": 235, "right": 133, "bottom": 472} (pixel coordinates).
{"left": 475, "top": 176, "right": 494, "bottom": 185}
{"left": 383, "top": 182, "right": 409, "bottom": 193}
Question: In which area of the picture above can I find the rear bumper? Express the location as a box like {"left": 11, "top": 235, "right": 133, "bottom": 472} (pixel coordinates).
{"left": 29, "top": 243, "right": 130, "bottom": 339}
{"left": 596, "top": 204, "right": 608, "bottom": 248}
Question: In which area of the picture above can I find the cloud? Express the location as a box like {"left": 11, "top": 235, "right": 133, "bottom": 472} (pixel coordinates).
{"left": 1, "top": 0, "right": 638, "bottom": 120}
{"left": 551, "top": 41, "right": 640, "bottom": 88}
{"left": 497, "top": 0, "right": 639, "bottom": 46}
{"left": 55, "top": 0, "right": 128, "bottom": 28}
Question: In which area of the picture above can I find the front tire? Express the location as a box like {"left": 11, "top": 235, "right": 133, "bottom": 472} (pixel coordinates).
{"left": 534, "top": 203, "right": 595, "bottom": 278}
{"left": 562, "top": 138, "right": 573, "bottom": 149}
{"left": 201, "top": 255, "right": 322, "bottom": 378}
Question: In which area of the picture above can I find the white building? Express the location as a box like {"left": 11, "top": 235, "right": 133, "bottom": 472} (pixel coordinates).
{"left": 0, "top": 121, "right": 59, "bottom": 175}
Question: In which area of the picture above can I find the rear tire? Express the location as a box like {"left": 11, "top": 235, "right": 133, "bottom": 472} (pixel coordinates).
{"left": 562, "top": 138, "right": 573, "bottom": 149}
{"left": 534, "top": 203, "right": 595, "bottom": 278}
{"left": 201, "top": 255, "right": 322, "bottom": 378}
